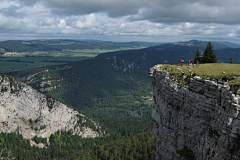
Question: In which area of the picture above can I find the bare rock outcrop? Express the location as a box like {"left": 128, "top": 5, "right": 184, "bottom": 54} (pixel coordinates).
{"left": 0, "top": 75, "right": 103, "bottom": 141}
{"left": 150, "top": 64, "right": 240, "bottom": 160}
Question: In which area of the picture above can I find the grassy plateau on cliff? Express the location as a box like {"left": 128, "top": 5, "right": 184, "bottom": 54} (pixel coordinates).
{"left": 159, "top": 63, "right": 240, "bottom": 86}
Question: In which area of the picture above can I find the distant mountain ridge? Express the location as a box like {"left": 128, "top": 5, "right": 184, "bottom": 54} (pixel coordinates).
{"left": 0, "top": 39, "right": 158, "bottom": 53}
{"left": 214, "top": 41, "right": 240, "bottom": 48}
{"left": 147, "top": 40, "right": 231, "bottom": 50}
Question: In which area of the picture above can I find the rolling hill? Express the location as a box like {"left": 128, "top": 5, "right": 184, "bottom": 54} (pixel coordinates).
{"left": 0, "top": 39, "right": 158, "bottom": 53}
{"left": 7, "top": 40, "right": 237, "bottom": 119}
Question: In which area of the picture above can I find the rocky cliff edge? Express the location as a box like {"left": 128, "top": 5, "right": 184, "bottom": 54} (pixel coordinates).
{"left": 150, "top": 64, "right": 240, "bottom": 160}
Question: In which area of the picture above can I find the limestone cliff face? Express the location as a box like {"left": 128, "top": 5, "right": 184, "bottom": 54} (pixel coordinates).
{"left": 0, "top": 75, "right": 103, "bottom": 140}
{"left": 150, "top": 65, "right": 240, "bottom": 160}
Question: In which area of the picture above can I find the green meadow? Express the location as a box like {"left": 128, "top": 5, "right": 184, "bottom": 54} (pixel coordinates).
{"left": 0, "top": 49, "right": 128, "bottom": 73}
{"left": 160, "top": 63, "right": 240, "bottom": 86}
{"left": 0, "top": 55, "right": 89, "bottom": 73}
{"left": 0, "top": 46, "right": 148, "bottom": 73}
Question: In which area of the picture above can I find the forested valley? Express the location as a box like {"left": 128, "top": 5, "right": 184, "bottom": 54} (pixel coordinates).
{"left": 1, "top": 40, "right": 240, "bottom": 159}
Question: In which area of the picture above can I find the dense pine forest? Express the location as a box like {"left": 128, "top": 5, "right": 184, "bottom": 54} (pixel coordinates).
{"left": 79, "top": 130, "right": 155, "bottom": 160}
{"left": 0, "top": 118, "right": 154, "bottom": 160}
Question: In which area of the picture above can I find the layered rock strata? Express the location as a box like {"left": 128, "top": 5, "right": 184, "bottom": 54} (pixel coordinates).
{"left": 150, "top": 64, "right": 240, "bottom": 160}
{"left": 0, "top": 75, "right": 102, "bottom": 141}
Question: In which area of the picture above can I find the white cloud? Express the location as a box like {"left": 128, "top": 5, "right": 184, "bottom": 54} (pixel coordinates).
{"left": 57, "top": 19, "right": 67, "bottom": 28}
{"left": 0, "top": 0, "right": 240, "bottom": 43}
{"left": 0, "top": 0, "right": 20, "bottom": 9}
{"left": 75, "top": 13, "right": 98, "bottom": 29}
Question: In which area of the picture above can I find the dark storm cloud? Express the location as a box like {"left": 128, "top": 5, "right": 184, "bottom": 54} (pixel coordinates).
{"left": 17, "top": 0, "right": 240, "bottom": 24}
{"left": 19, "top": 0, "right": 147, "bottom": 16}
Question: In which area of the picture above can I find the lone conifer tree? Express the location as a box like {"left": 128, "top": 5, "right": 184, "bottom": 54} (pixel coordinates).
{"left": 194, "top": 49, "right": 201, "bottom": 63}
{"left": 230, "top": 57, "right": 234, "bottom": 64}
{"left": 202, "top": 42, "right": 218, "bottom": 63}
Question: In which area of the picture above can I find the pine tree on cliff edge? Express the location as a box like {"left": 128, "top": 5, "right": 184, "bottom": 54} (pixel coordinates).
{"left": 194, "top": 49, "right": 201, "bottom": 63}
{"left": 202, "top": 41, "right": 218, "bottom": 63}
{"left": 230, "top": 57, "right": 234, "bottom": 64}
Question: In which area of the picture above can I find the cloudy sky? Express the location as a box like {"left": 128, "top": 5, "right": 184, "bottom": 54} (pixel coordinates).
{"left": 1, "top": 0, "right": 240, "bottom": 43}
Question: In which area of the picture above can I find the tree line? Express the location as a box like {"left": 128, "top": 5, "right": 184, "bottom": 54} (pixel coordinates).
{"left": 0, "top": 118, "right": 153, "bottom": 160}
{"left": 194, "top": 41, "right": 218, "bottom": 63}
{"left": 194, "top": 41, "right": 235, "bottom": 64}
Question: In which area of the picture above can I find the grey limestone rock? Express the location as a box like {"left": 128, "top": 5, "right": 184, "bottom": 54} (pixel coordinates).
{"left": 150, "top": 64, "right": 240, "bottom": 160}
{"left": 0, "top": 75, "right": 103, "bottom": 142}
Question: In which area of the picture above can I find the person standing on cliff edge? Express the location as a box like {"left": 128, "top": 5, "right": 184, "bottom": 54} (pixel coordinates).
{"left": 164, "top": 60, "right": 167, "bottom": 65}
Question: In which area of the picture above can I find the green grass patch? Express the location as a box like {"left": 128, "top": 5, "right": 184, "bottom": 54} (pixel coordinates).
{"left": 0, "top": 56, "right": 89, "bottom": 73}
{"left": 0, "top": 48, "right": 142, "bottom": 73}
{"left": 0, "top": 47, "right": 5, "bottom": 53}
{"left": 160, "top": 63, "right": 240, "bottom": 86}
{"left": 32, "top": 48, "right": 137, "bottom": 57}
{"left": 134, "top": 101, "right": 141, "bottom": 104}
{"left": 190, "top": 64, "right": 240, "bottom": 80}
{"left": 144, "top": 100, "right": 154, "bottom": 106}
{"left": 230, "top": 79, "right": 240, "bottom": 86}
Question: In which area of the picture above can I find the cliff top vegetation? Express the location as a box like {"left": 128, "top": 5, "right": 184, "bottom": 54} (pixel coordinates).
{"left": 159, "top": 63, "right": 240, "bottom": 86}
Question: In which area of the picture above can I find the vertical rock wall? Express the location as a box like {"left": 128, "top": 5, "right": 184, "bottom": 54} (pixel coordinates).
{"left": 150, "top": 65, "right": 240, "bottom": 160}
